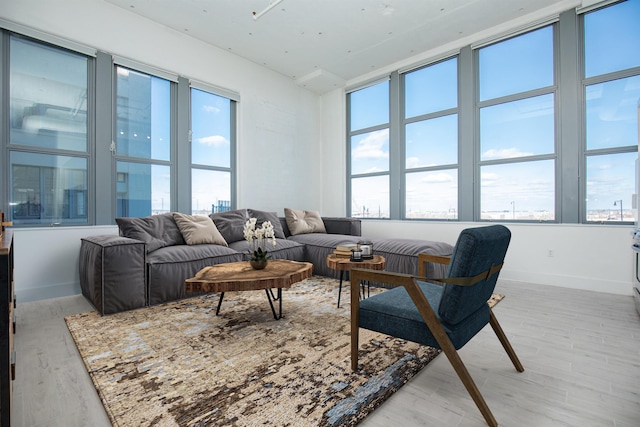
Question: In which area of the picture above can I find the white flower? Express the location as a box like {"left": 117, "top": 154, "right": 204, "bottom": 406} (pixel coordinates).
{"left": 243, "top": 217, "right": 277, "bottom": 261}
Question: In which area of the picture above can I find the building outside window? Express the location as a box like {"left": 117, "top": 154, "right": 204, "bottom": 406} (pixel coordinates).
{"left": 190, "top": 87, "right": 233, "bottom": 216}
{"left": 115, "top": 66, "right": 172, "bottom": 217}
{"left": 8, "top": 35, "right": 90, "bottom": 225}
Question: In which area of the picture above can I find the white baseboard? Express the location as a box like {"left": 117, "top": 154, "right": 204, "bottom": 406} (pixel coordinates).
{"left": 501, "top": 271, "right": 632, "bottom": 296}
{"left": 16, "top": 282, "right": 81, "bottom": 303}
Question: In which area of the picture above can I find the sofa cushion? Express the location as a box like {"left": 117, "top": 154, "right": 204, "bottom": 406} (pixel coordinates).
{"left": 116, "top": 213, "right": 185, "bottom": 253}
{"left": 248, "top": 209, "right": 286, "bottom": 239}
{"left": 228, "top": 238, "right": 305, "bottom": 262}
{"left": 284, "top": 208, "right": 327, "bottom": 235}
{"left": 288, "top": 233, "right": 362, "bottom": 277}
{"left": 210, "top": 209, "right": 248, "bottom": 243}
{"left": 172, "top": 213, "right": 228, "bottom": 246}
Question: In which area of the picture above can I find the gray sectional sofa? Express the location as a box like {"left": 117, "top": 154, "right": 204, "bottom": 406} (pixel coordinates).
{"left": 79, "top": 209, "right": 453, "bottom": 314}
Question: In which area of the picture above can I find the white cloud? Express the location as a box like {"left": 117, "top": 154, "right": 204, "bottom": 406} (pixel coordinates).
{"left": 421, "top": 172, "right": 453, "bottom": 183}
{"left": 482, "top": 148, "right": 533, "bottom": 159}
{"left": 353, "top": 130, "right": 389, "bottom": 160}
{"left": 481, "top": 172, "right": 500, "bottom": 186}
{"left": 202, "top": 105, "right": 221, "bottom": 114}
{"left": 406, "top": 156, "right": 421, "bottom": 168}
{"left": 197, "top": 135, "right": 229, "bottom": 146}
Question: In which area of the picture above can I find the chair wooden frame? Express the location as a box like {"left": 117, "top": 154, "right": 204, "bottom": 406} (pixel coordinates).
{"left": 350, "top": 253, "right": 524, "bottom": 427}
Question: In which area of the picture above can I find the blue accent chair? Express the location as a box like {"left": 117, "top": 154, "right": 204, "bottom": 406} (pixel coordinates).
{"left": 350, "top": 225, "right": 524, "bottom": 427}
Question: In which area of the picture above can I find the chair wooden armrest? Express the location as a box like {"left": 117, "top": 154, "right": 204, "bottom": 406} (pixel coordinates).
{"left": 350, "top": 268, "right": 415, "bottom": 289}
{"left": 418, "top": 253, "right": 451, "bottom": 278}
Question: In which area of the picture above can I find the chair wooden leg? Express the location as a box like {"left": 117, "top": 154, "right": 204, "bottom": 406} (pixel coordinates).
{"left": 350, "top": 275, "right": 361, "bottom": 371}
{"left": 489, "top": 310, "right": 524, "bottom": 372}
{"left": 439, "top": 341, "right": 498, "bottom": 427}
{"left": 403, "top": 282, "right": 498, "bottom": 427}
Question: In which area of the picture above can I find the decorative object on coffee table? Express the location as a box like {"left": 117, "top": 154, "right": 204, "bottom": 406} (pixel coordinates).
{"left": 243, "top": 217, "right": 277, "bottom": 268}
{"left": 326, "top": 253, "right": 386, "bottom": 308}
{"left": 185, "top": 259, "right": 313, "bottom": 319}
{"left": 359, "top": 240, "right": 373, "bottom": 259}
{"left": 249, "top": 259, "right": 268, "bottom": 270}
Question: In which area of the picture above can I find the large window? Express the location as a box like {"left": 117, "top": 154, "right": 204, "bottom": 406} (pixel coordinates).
{"left": 583, "top": 0, "right": 640, "bottom": 223}
{"left": 1, "top": 27, "right": 238, "bottom": 226}
{"left": 403, "top": 58, "right": 458, "bottom": 219}
{"left": 348, "top": 80, "right": 390, "bottom": 218}
{"left": 115, "top": 66, "right": 172, "bottom": 217}
{"left": 8, "top": 35, "right": 90, "bottom": 225}
{"left": 190, "top": 88, "right": 234, "bottom": 215}
{"left": 347, "top": 2, "right": 639, "bottom": 224}
{"left": 478, "top": 26, "right": 556, "bottom": 221}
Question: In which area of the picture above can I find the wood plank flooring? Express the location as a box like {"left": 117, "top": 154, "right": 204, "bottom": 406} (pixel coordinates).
{"left": 12, "top": 280, "right": 640, "bottom": 427}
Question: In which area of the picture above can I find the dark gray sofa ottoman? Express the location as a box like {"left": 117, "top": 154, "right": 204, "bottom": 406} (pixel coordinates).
{"left": 79, "top": 235, "right": 146, "bottom": 315}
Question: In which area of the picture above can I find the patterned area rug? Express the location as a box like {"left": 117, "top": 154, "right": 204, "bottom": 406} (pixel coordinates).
{"left": 65, "top": 276, "right": 503, "bottom": 427}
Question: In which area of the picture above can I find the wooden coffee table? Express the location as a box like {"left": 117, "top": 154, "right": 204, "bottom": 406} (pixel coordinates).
{"left": 326, "top": 254, "right": 386, "bottom": 308}
{"left": 185, "top": 259, "right": 313, "bottom": 320}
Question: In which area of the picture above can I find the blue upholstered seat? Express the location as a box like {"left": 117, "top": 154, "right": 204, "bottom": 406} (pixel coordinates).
{"left": 350, "top": 225, "right": 523, "bottom": 427}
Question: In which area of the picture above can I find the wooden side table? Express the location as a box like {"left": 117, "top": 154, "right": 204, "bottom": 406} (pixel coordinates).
{"left": 326, "top": 254, "right": 386, "bottom": 308}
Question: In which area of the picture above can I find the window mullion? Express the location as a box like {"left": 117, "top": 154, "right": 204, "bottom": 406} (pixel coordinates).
{"left": 95, "top": 51, "right": 113, "bottom": 225}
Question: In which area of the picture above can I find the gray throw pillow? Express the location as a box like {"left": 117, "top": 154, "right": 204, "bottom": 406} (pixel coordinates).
{"left": 248, "top": 209, "right": 286, "bottom": 239}
{"left": 209, "top": 209, "right": 248, "bottom": 243}
{"left": 172, "top": 213, "right": 228, "bottom": 246}
{"left": 284, "top": 208, "right": 327, "bottom": 235}
{"left": 116, "top": 213, "right": 186, "bottom": 253}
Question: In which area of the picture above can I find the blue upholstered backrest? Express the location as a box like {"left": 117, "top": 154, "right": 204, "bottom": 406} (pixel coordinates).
{"left": 438, "top": 225, "right": 511, "bottom": 325}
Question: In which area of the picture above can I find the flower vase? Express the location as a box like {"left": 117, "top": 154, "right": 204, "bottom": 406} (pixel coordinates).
{"left": 250, "top": 259, "right": 268, "bottom": 270}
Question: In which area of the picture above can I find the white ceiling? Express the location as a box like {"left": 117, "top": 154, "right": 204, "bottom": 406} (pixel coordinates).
{"left": 104, "top": 0, "right": 583, "bottom": 93}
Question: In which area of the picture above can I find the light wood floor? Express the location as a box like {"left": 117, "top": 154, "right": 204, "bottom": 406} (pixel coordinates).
{"left": 12, "top": 280, "right": 640, "bottom": 427}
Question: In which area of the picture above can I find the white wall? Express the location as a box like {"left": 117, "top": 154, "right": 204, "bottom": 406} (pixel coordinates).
{"left": 359, "top": 221, "right": 635, "bottom": 296}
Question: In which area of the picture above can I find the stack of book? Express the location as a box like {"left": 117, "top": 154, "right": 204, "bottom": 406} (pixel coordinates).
{"left": 333, "top": 244, "right": 358, "bottom": 257}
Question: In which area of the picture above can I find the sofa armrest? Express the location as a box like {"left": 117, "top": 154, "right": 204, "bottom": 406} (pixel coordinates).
{"left": 322, "top": 217, "right": 361, "bottom": 236}
{"left": 79, "top": 235, "right": 147, "bottom": 314}
{"left": 279, "top": 216, "right": 361, "bottom": 237}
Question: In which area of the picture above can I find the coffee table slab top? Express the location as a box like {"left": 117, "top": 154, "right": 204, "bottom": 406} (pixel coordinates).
{"left": 185, "top": 259, "right": 313, "bottom": 293}
{"left": 326, "top": 254, "right": 386, "bottom": 272}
